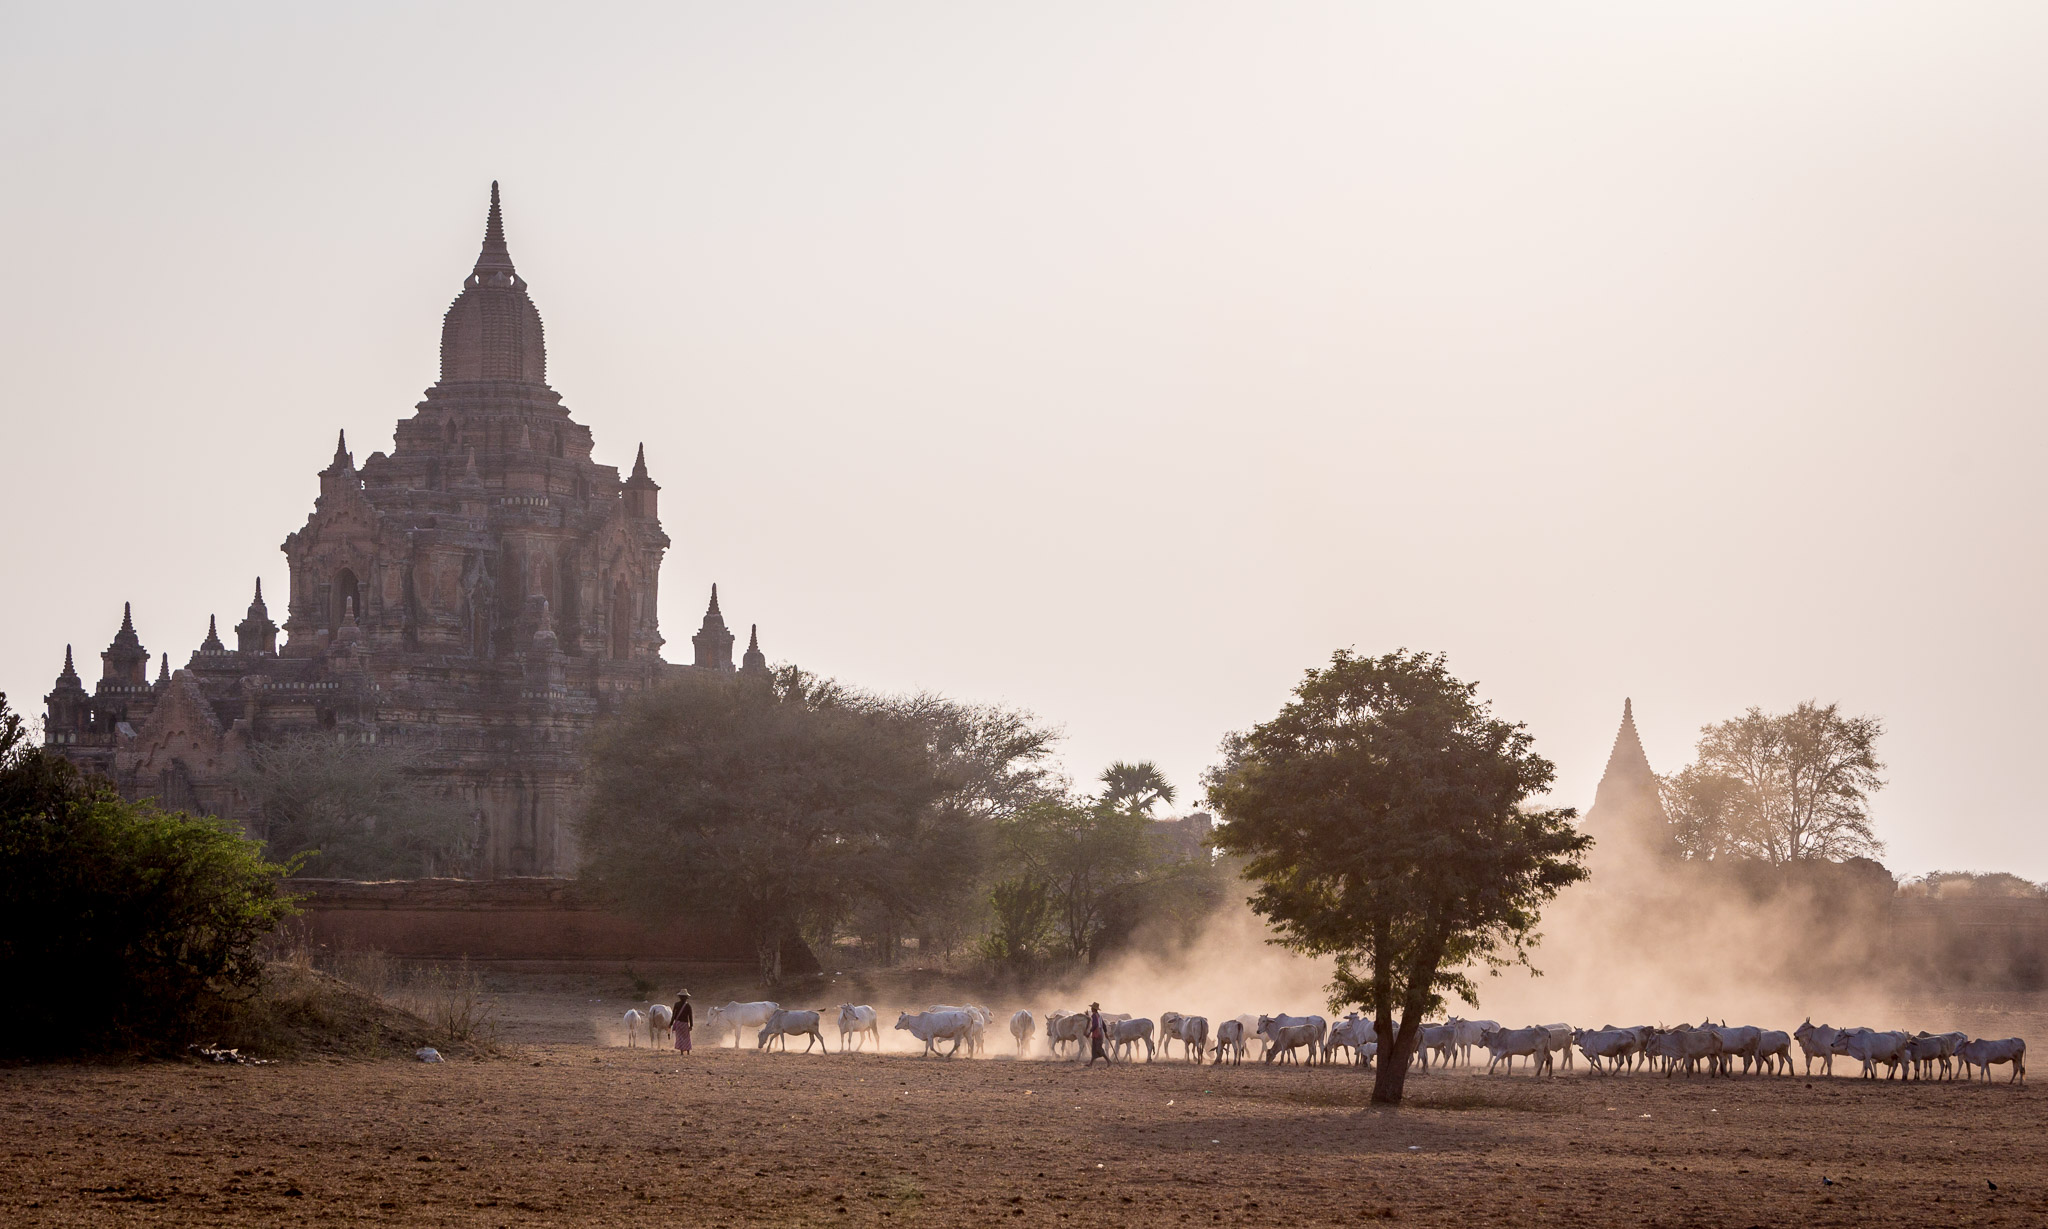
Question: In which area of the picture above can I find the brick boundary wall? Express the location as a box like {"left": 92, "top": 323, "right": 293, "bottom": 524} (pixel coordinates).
{"left": 284, "top": 877, "right": 754, "bottom": 966}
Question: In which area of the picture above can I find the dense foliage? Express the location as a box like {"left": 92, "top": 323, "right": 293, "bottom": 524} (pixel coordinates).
{"left": 0, "top": 694, "right": 298, "bottom": 1057}
{"left": 1206, "top": 650, "right": 1589, "bottom": 1104}
{"left": 579, "top": 669, "right": 1220, "bottom": 980}
{"left": 235, "top": 733, "right": 473, "bottom": 878}
{"left": 581, "top": 669, "right": 955, "bottom": 981}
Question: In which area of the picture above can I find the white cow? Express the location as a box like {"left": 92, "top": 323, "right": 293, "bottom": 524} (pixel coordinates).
{"left": 1540, "top": 1023, "right": 1574, "bottom": 1071}
{"left": 1446, "top": 1018, "right": 1499, "bottom": 1067}
{"left": 837, "top": 1004, "right": 881, "bottom": 1052}
{"left": 1257, "top": 1014, "right": 1329, "bottom": 1065}
{"left": 1573, "top": 1028, "right": 1638, "bottom": 1074}
{"left": 622, "top": 1009, "right": 646, "bottom": 1048}
{"left": 1958, "top": 1037, "right": 2026, "bottom": 1083}
{"left": 757, "top": 1009, "right": 826, "bottom": 1053}
{"left": 1649, "top": 1026, "right": 1723, "bottom": 1078}
{"left": 1158, "top": 1012, "right": 1190, "bottom": 1060}
{"left": 1170, "top": 1015, "right": 1209, "bottom": 1064}
{"left": 1832, "top": 1029, "right": 1912, "bottom": 1080}
{"left": 930, "top": 1005, "right": 994, "bottom": 1057}
{"left": 1010, "top": 1010, "right": 1036, "bottom": 1056}
{"left": 648, "top": 1003, "right": 674, "bottom": 1044}
{"left": 1793, "top": 1020, "right": 1843, "bottom": 1077}
{"left": 1235, "top": 1014, "right": 1267, "bottom": 1061}
{"left": 1904, "top": 1031, "right": 1960, "bottom": 1080}
{"left": 894, "top": 1009, "right": 976, "bottom": 1058}
{"left": 1325, "top": 1017, "right": 1376, "bottom": 1067}
{"left": 1263, "top": 1023, "right": 1318, "bottom": 1066}
{"left": 1109, "top": 1018, "right": 1157, "bottom": 1062}
{"left": 1700, "top": 1024, "right": 1761, "bottom": 1076}
{"left": 1480, "top": 1026, "right": 1554, "bottom": 1076}
{"left": 1046, "top": 1011, "right": 1089, "bottom": 1058}
{"left": 1212, "top": 1018, "right": 1248, "bottom": 1065}
{"left": 1601, "top": 1025, "right": 1657, "bottom": 1072}
{"left": 1753, "top": 1029, "right": 1793, "bottom": 1075}
{"left": 1416, "top": 1024, "right": 1458, "bottom": 1071}
{"left": 705, "top": 1001, "right": 781, "bottom": 1049}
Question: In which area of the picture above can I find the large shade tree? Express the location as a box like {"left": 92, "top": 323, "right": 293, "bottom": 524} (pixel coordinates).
{"left": 1207, "top": 650, "right": 1589, "bottom": 1104}
{"left": 580, "top": 669, "right": 951, "bottom": 982}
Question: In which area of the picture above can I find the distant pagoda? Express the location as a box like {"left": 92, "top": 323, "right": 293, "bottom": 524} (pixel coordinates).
{"left": 1580, "top": 698, "right": 1676, "bottom": 865}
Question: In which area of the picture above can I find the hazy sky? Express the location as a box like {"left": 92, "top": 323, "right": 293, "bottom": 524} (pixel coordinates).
{"left": 5, "top": 3, "right": 2045, "bottom": 876}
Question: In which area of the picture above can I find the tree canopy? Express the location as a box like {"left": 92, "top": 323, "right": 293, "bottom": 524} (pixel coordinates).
{"left": 1206, "top": 650, "right": 1589, "bottom": 1104}
{"left": 235, "top": 734, "right": 473, "bottom": 878}
{"left": 579, "top": 669, "right": 959, "bottom": 982}
{"left": 1659, "top": 702, "right": 1885, "bottom": 864}
{"left": 1099, "top": 760, "right": 1177, "bottom": 817}
{"left": 0, "top": 693, "right": 297, "bottom": 1056}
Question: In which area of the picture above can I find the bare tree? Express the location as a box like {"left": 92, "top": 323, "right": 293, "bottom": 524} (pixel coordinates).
{"left": 1664, "top": 702, "right": 1885, "bottom": 864}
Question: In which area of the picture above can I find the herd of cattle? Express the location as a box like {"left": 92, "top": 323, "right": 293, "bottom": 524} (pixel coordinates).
{"left": 615, "top": 1001, "right": 2027, "bottom": 1083}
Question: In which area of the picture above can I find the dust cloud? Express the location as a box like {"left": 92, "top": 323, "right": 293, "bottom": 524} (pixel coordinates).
{"left": 1020, "top": 849, "right": 1926, "bottom": 1042}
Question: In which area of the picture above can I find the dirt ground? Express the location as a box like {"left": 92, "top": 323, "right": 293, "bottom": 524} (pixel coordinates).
{"left": 5, "top": 977, "right": 2046, "bottom": 1227}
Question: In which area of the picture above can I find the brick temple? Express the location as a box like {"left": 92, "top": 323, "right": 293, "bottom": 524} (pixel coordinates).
{"left": 42, "top": 183, "right": 768, "bottom": 877}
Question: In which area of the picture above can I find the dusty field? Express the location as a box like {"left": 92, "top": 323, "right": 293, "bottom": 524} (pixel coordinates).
{"left": 5, "top": 1033, "right": 2046, "bottom": 1228}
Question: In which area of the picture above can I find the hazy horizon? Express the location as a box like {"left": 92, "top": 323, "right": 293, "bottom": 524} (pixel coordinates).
{"left": 5, "top": 3, "right": 2045, "bottom": 877}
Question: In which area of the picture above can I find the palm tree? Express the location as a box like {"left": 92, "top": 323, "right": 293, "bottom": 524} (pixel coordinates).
{"left": 1098, "top": 760, "right": 1177, "bottom": 818}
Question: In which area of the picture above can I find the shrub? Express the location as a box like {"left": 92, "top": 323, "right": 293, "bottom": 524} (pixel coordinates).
{"left": 0, "top": 693, "right": 299, "bottom": 1057}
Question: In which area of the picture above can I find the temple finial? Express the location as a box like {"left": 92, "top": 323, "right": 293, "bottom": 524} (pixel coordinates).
{"left": 741, "top": 623, "right": 767, "bottom": 673}
{"left": 120, "top": 601, "right": 135, "bottom": 636}
{"left": 201, "top": 614, "right": 224, "bottom": 653}
{"left": 706, "top": 584, "right": 722, "bottom": 619}
{"left": 156, "top": 652, "right": 169, "bottom": 684}
{"left": 631, "top": 443, "right": 649, "bottom": 480}
{"left": 472, "top": 180, "right": 517, "bottom": 279}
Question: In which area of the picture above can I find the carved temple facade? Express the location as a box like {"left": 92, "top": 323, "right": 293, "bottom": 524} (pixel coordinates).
{"left": 43, "top": 184, "right": 769, "bottom": 877}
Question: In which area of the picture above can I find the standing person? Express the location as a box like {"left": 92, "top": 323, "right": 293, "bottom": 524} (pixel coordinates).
{"left": 672, "top": 991, "right": 694, "bottom": 1057}
{"left": 1086, "top": 1002, "right": 1110, "bottom": 1067}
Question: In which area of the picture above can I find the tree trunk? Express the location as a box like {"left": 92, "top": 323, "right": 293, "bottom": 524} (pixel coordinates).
{"left": 1371, "top": 941, "right": 1445, "bottom": 1105}
{"left": 1371, "top": 1011, "right": 1424, "bottom": 1104}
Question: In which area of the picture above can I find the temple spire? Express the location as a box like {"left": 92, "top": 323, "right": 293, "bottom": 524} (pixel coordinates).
{"left": 156, "top": 652, "right": 169, "bottom": 685}
{"left": 56, "top": 645, "right": 79, "bottom": 687}
{"left": 741, "top": 623, "right": 767, "bottom": 674}
{"left": 471, "top": 180, "right": 518, "bottom": 280}
{"left": 1583, "top": 696, "right": 1673, "bottom": 863}
{"left": 119, "top": 602, "right": 135, "bottom": 639}
{"left": 237, "top": 577, "right": 279, "bottom": 655}
{"left": 692, "top": 584, "right": 735, "bottom": 672}
{"left": 200, "top": 615, "right": 224, "bottom": 653}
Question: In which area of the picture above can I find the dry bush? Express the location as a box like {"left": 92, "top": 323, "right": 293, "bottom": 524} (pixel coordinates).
{"left": 328, "top": 947, "right": 398, "bottom": 1001}
{"left": 398, "top": 962, "right": 502, "bottom": 1047}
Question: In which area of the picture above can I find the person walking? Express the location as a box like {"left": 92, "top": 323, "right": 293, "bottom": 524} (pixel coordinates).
{"left": 672, "top": 991, "right": 694, "bottom": 1057}
{"left": 1086, "top": 1002, "right": 1110, "bottom": 1067}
